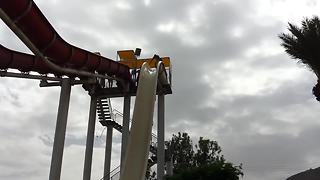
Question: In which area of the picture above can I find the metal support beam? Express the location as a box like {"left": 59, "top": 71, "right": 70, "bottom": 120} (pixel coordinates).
{"left": 166, "top": 159, "right": 173, "bottom": 176}
{"left": 83, "top": 95, "right": 97, "bottom": 180}
{"left": 104, "top": 125, "right": 113, "bottom": 180}
{"left": 157, "top": 95, "right": 165, "bottom": 180}
{"left": 49, "top": 78, "right": 72, "bottom": 180}
{"left": 0, "top": 71, "right": 61, "bottom": 81}
{"left": 121, "top": 95, "right": 131, "bottom": 168}
{"left": 40, "top": 79, "right": 97, "bottom": 87}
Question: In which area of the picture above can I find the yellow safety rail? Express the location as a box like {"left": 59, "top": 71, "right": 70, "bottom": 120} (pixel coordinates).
{"left": 117, "top": 50, "right": 170, "bottom": 69}
{"left": 119, "top": 57, "right": 170, "bottom": 69}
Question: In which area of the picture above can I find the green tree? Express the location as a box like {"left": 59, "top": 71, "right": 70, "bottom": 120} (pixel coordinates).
{"left": 279, "top": 16, "right": 320, "bottom": 101}
{"left": 145, "top": 169, "right": 156, "bottom": 180}
{"left": 194, "top": 137, "right": 224, "bottom": 167}
{"left": 165, "top": 132, "right": 243, "bottom": 180}
{"left": 166, "top": 162, "right": 243, "bottom": 180}
{"left": 166, "top": 132, "right": 195, "bottom": 173}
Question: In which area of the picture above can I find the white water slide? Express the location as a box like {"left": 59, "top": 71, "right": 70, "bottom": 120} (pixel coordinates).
{"left": 120, "top": 61, "right": 166, "bottom": 180}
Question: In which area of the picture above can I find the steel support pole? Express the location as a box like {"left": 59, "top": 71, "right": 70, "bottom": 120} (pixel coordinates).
{"left": 49, "top": 78, "right": 72, "bottom": 180}
{"left": 121, "top": 95, "right": 131, "bottom": 168}
{"left": 83, "top": 95, "right": 97, "bottom": 180}
{"left": 157, "top": 95, "right": 165, "bottom": 180}
{"left": 166, "top": 159, "right": 173, "bottom": 176}
{"left": 104, "top": 125, "right": 113, "bottom": 180}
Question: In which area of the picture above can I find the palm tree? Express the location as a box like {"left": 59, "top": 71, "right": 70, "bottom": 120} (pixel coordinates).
{"left": 279, "top": 16, "right": 320, "bottom": 101}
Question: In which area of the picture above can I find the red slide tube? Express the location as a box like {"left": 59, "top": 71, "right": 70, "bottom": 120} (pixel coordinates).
{"left": 0, "top": 44, "right": 54, "bottom": 74}
{"left": 0, "top": 0, "right": 131, "bottom": 81}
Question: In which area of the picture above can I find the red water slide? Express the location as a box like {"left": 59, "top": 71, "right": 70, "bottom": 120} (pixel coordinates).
{"left": 0, "top": 44, "right": 53, "bottom": 74}
{"left": 0, "top": 0, "right": 131, "bottom": 80}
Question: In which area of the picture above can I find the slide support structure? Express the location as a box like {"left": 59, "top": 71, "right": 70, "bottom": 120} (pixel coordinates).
{"left": 121, "top": 95, "right": 131, "bottom": 168}
{"left": 166, "top": 160, "right": 173, "bottom": 176}
{"left": 120, "top": 62, "right": 160, "bottom": 180}
{"left": 49, "top": 78, "right": 72, "bottom": 180}
{"left": 157, "top": 95, "right": 165, "bottom": 180}
{"left": 104, "top": 125, "right": 113, "bottom": 180}
{"left": 83, "top": 95, "right": 97, "bottom": 180}
{"left": 0, "top": 1, "right": 173, "bottom": 179}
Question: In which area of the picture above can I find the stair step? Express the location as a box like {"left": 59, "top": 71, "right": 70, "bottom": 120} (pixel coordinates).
{"left": 99, "top": 120, "right": 116, "bottom": 127}
{"left": 97, "top": 109, "right": 110, "bottom": 112}
{"left": 97, "top": 102, "right": 109, "bottom": 105}
{"left": 97, "top": 112, "right": 111, "bottom": 115}
{"left": 97, "top": 101, "right": 109, "bottom": 104}
{"left": 97, "top": 113, "right": 111, "bottom": 116}
{"left": 97, "top": 109, "right": 111, "bottom": 113}
{"left": 98, "top": 115, "right": 112, "bottom": 118}
{"left": 98, "top": 117, "right": 112, "bottom": 120}
{"left": 97, "top": 104, "right": 109, "bottom": 106}
{"left": 97, "top": 112, "right": 110, "bottom": 115}
{"left": 99, "top": 120, "right": 123, "bottom": 132}
{"left": 98, "top": 115, "right": 111, "bottom": 118}
{"left": 97, "top": 98, "right": 113, "bottom": 126}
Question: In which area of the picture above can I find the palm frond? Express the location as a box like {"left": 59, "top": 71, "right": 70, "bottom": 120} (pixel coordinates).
{"left": 313, "top": 80, "right": 320, "bottom": 101}
{"left": 279, "top": 16, "right": 320, "bottom": 101}
{"left": 279, "top": 16, "right": 320, "bottom": 77}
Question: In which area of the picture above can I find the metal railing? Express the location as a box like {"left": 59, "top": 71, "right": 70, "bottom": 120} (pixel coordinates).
{"left": 98, "top": 165, "right": 120, "bottom": 180}
{"left": 111, "top": 108, "right": 158, "bottom": 147}
{"left": 97, "top": 102, "right": 159, "bottom": 180}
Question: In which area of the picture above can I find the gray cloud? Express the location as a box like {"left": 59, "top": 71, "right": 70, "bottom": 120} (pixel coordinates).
{"left": 1, "top": 0, "right": 320, "bottom": 180}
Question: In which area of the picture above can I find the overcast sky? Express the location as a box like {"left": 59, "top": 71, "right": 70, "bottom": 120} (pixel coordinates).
{"left": 1, "top": 0, "right": 320, "bottom": 180}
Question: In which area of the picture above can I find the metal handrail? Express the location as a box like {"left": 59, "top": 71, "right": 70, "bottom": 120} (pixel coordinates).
{"left": 96, "top": 100, "right": 159, "bottom": 180}
{"left": 111, "top": 108, "right": 158, "bottom": 142}
{"left": 98, "top": 165, "right": 120, "bottom": 180}
{"left": 109, "top": 170, "right": 120, "bottom": 180}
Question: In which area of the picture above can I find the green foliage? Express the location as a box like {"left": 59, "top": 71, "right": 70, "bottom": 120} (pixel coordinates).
{"left": 194, "top": 137, "right": 223, "bottom": 167}
{"left": 166, "top": 132, "right": 195, "bottom": 173}
{"left": 279, "top": 16, "right": 320, "bottom": 77}
{"left": 279, "top": 16, "right": 320, "bottom": 101}
{"left": 165, "top": 132, "right": 243, "bottom": 180}
{"left": 166, "top": 162, "right": 243, "bottom": 180}
{"left": 145, "top": 170, "right": 156, "bottom": 180}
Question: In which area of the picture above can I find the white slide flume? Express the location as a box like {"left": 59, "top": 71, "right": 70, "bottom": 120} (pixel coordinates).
{"left": 120, "top": 62, "right": 162, "bottom": 180}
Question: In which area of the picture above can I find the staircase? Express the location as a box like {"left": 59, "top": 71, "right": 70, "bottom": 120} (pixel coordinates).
{"left": 96, "top": 97, "right": 122, "bottom": 132}
{"left": 96, "top": 97, "right": 160, "bottom": 180}
{"left": 97, "top": 97, "right": 158, "bottom": 155}
{"left": 97, "top": 97, "right": 113, "bottom": 122}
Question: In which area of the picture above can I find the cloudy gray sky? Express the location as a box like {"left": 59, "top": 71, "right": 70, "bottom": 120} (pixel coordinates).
{"left": 1, "top": 0, "right": 320, "bottom": 179}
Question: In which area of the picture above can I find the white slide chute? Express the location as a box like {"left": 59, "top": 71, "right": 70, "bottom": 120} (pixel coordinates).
{"left": 120, "top": 62, "right": 163, "bottom": 180}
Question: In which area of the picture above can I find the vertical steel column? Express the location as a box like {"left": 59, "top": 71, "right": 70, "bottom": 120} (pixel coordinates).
{"left": 166, "top": 159, "right": 173, "bottom": 176}
{"left": 103, "top": 125, "right": 113, "bottom": 180}
{"left": 157, "top": 95, "right": 165, "bottom": 180}
{"left": 121, "top": 95, "right": 131, "bottom": 168}
{"left": 49, "top": 78, "right": 72, "bottom": 180}
{"left": 83, "top": 95, "right": 97, "bottom": 180}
